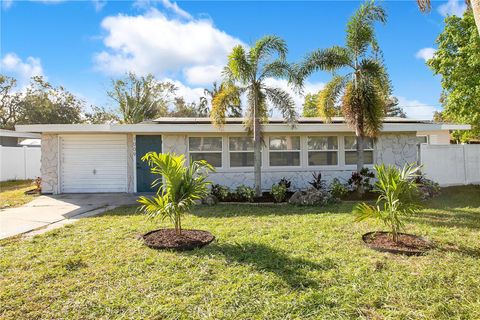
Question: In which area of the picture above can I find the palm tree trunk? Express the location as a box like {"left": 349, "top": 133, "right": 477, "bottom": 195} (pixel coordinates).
{"left": 472, "top": 0, "right": 480, "bottom": 36}
{"left": 356, "top": 134, "right": 365, "bottom": 196}
{"left": 253, "top": 114, "right": 262, "bottom": 197}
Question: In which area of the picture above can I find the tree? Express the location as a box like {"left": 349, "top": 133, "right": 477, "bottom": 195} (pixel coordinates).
{"left": 428, "top": 11, "right": 480, "bottom": 141}
{"left": 0, "top": 75, "right": 21, "bottom": 129}
{"left": 138, "top": 152, "right": 214, "bottom": 235}
{"left": 84, "top": 106, "right": 120, "bottom": 124}
{"left": 300, "top": 0, "right": 390, "bottom": 194}
{"left": 17, "top": 76, "right": 83, "bottom": 125}
{"left": 108, "top": 72, "right": 176, "bottom": 124}
{"left": 169, "top": 96, "right": 209, "bottom": 117}
{"left": 204, "top": 82, "right": 242, "bottom": 117}
{"left": 302, "top": 93, "right": 319, "bottom": 117}
{"left": 211, "top": 35, "right": 301, "bottom": 196}
{"left": 385, "top": 96, "right": 407, "bottom": 118}
{"left": 416, "top": 0, "right": 480, "bottom": 36}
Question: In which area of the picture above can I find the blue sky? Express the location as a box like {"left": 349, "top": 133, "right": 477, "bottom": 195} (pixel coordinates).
{"left": 0, "top": 0, "right": 469, "bottom": 119}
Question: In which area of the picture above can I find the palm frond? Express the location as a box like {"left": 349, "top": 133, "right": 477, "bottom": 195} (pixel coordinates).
{"left": 263, "top": 86, "right": 297, "bottom": 124}
{"left": 299, "top": 46, "right": 352, "bottom": 78}
{"left": 317, "top": 75, "right": 348, "bottom": 122}
{"left": 417, "top": 0, "right": 431, "bottom": 12}
{"left": 227, "top": 45, "right": 251, "bottom": 83}
{"left": 211, "top": 82, "right": 242, "bottom": 127}
{"left": 249, "top": 35, "right": 288, "bottom": 66}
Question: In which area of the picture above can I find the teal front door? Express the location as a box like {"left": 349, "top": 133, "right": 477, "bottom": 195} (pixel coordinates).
{"left": 136, "top": 135, "right": 162, "bottom": 193}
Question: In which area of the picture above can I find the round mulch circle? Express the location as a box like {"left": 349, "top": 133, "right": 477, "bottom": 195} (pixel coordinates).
{"left": 143, "top": 229, "right": 215, "bottom": 251}
{"left": 362, "top": 231, "right": 434, "bottom": 256}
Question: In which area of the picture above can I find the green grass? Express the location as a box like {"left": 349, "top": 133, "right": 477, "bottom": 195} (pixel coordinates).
{"left": 1, "top": 186, "right": 480, "bottom": 319}
{"left": 0, "top": 180, "right": 37, "bottom": 209}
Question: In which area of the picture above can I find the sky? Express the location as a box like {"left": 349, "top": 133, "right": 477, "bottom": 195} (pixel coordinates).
{"left": 0, "top": 0, "right": 469, "bottom": 119}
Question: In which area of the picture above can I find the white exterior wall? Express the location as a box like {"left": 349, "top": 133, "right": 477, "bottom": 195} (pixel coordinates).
{"left": 418, "top": 130, "right": 451, "bottom": 144}
{"left": 0, "top": 146, "right": 41, "bottom": 181}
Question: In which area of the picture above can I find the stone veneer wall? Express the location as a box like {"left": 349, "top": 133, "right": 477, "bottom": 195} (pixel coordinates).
{"left": 40, "top": 133, "right": 59, "bottom": 194}
{"left": 375, "top": 132, "right": 418, "bottom": 167}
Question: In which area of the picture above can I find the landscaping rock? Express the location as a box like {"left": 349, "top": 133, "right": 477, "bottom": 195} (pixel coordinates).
{"left": 288, "top": 188, "right": 336, "bottom": 206}
{"left": 202, "top": 195, "right": 218, "bottom": 206}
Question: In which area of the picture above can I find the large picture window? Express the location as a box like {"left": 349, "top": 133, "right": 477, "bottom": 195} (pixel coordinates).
{"left": 344, "top": 136, "right": 374, "bottom": 165}
{"left": 308, "top": 136, "right": 338, "bottom": 166}
{"left": 188, "top": 137, "right": 222, "bottom": 167}
{"left": 269, "top": 136, "right": 300, "bottom": 166}
{"left": 229, "top": 137, "right": 256, "bottom": 167}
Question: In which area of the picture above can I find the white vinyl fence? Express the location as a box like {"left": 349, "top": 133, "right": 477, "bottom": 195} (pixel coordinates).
{"left": 420, "top": 144, "right": 480, "bottom": 186}
{"left": 0, "top": 146, "right": 41, "bottom": 182}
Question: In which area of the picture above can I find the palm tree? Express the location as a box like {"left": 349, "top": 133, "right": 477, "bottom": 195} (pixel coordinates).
{"left": 211, "top": 35, "right": 301, "bottom": 197}
{"left": 299, "top": 0, "right": 390, "bottom": 194}
{"left": 416, "top": 0, "right": 480, "bottom": 36}
{"left": 204, "top": 82, "right": 242, "bottom": 117}
{"left": 138, "top": 152, "right": 214, "bottom": 235}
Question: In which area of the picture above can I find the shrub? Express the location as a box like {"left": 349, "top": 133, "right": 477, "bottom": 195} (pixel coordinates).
{"left": 308, "top": 172, "right": 325, "bottom": 190}
{"left": 236, "top": 185, "right": 255, "bottom": 202}
{"left": 211, "top": 184, "right": 230, "bottom": 202}
{"left": 278, "top": 177, "right": 291, "bottom": 191}
{"left": 415, "top": 173, "right": 441, "bottom": 200}
{"left": 329, "top": 178, "right": 348, "bottom": 199}
{"left": 271, "top": 183, "right": 287, "bottom": 203}
{"left": 354, "top": 163, "right": 421, "bottom": 242}
{"left": 348, "top": 167, "right": 375, "bottom": 192}
{"left": 138, "top": 152, "right": 214, "bottom": 235}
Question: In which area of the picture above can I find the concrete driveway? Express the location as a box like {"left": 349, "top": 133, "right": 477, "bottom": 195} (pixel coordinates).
{"left": 0, "top": 193, "right": 138, "bottom": 240}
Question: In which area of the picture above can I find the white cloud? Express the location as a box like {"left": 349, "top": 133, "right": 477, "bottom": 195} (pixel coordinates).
{"left": 94, "top": 8, "right": 243, "bottom": 86}
{"left": 167, "top": 78, "right": 205, "bottom": 104}
{"left": 0, "top": 52, "right": 44, "bottom": 88}
{"left": 438, "top": 0, "right": 467, "bottom": 17}
{"left": 133, "top": 0, "right": 192, "bottom": 19}
{"left": 416, "top": 47, "right": 437, "bottom": 62}
{"left": 396, "top": 96, "right": 440, "bottom": 120}
{"left": 183, "top": 65, "right": 224, "bottom": 85}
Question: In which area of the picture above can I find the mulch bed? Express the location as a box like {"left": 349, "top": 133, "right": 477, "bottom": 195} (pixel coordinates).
{"left": 143, "top": 229, "right": 215, "bottom": 251}
{"left": 362, "top": 231, "right": 434, "bottom": 256}
{"left": 222, "top": 191, "right": 294, "bottom": 203}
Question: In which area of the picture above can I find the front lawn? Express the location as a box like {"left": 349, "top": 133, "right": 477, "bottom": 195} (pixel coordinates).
{"left": 1, "top": 186, "right": 480, "bottom": 319}
{"left": 0, "top": 180, "right": 37, "bottom": 209}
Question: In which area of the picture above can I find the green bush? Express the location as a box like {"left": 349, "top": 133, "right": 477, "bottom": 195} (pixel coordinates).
{"left": 354, "top": 163, "right": 421, "bottom": 242}
{"left": 329, "top": 178, "right": 348, "bottom": 199}
{"left": 271, "top": 183, "right": 287, "bottom": 203}
{"left": 235, "top": 185, "right": 255, "bottom": 202}
{"left": 211, "top": 184, "right": 230, "bottom": 201}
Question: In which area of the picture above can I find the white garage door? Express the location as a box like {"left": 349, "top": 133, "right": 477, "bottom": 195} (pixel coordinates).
{"left": 60, "top": 135, "right": 128, "bottom": 193}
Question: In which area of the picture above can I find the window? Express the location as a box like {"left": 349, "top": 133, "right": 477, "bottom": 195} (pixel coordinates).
{"left": 308, "top": 136, "right": 338, "bottom": 166}
{"left": 269, "top": 136, "right": 300, "bottom": 166}
{"left": 188, "top": 137, "right": 222, "bottom": 167}
{"left": 344, "top": 136, "right": 374, "bottom": 165}
{"left": 229, "top": 137, "right": 256, "bottom": 167}
{"left": 417, "top": 135, "right": 429, "bottom": 144}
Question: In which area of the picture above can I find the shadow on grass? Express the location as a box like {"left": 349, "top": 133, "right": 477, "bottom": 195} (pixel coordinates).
{"left": 437, "top": 243, "right": 480, "bottom": 258}
{"left": 187, "top": 242, "right": 336, "bottom": 289}
{"left": 410, "top": 208, "right": 480, "bottom": 230}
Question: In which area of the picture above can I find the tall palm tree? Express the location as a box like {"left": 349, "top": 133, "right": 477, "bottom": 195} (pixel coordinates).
{"left": 417, "top": 0, "right": 480, "bottom": 36}
{"left": 204, "top": 82, "right": 242, "bottom": 117}
{"left": 299, "top": 0, "right": 390, "bottom": 194}
{"left": 211, "top": 35, "right": 300, "bottom": 196}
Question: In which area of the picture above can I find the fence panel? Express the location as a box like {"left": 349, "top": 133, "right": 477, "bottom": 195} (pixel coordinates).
{"left": 420, "top": 144, "right": 480, "bottom": 186}
{"left": 0, "top": 146, "right": 41, "bottom": 181}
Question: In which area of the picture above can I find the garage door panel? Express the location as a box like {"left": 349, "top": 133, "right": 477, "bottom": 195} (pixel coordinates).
{"left": 60, "top": 135, "right": 128, "bottom": 193}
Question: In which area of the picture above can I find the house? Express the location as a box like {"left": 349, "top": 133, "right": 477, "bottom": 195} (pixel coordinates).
{"left": 0, "top": 129, "right": 41, "bottom": 147}
{"left": 16, "top": 117, "right": 470, "bottom": 194}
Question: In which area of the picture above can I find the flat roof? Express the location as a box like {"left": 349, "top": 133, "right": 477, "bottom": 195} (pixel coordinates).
{"left": 0, "top": 129, "right": 41, "bottom": 139}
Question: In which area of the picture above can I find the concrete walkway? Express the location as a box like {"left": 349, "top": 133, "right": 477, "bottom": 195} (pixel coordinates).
{"left": 0, "top": 193, "right": 138, "bottom": 240}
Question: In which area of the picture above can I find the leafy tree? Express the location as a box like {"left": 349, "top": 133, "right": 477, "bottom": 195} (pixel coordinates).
{"left": 108, "top": 72, "right": 176, "bottom": 124}
{"left": 302, "top": 93, "right": 318, "bottom": 117}
{"left": 300, "top": 0, "right": 390, "bottom": 194}
{"left": 354, "top": 163, "right": 421, "bottom": 243}
{"left": 416, "top": 0, "right": 480, "bottom": 36}
{"left": 385, "top": 96, "right": 407, "bottom": 118}
{"left": 204, "top": 82, "right": 242, "bottom": 117}
{"left": 428, "top": 11, "right": 480, "bottom": 142}
{"left": 84, "top": 106, "right": 120, "bottom": 124}
{"left": 138, "top": 152, "right": 214, "bottom": 235}
{"left": 16, "top": 76, "right": 83, "bottom": 126}
{"left": 211, "top": 35, "right": 301, "bottom": 196}
{"left": 169, "top": 96, "right": 209, "bottom": 117}
{"left": 0, "top": 75, "right": 21, "bottom": 129}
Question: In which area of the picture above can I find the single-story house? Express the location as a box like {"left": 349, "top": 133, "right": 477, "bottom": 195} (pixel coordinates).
{"left": 16, "top": 117, "right": 470, "bottom": 194}
{"left": 0, "top": 129, "right": 41, "bottom": 147}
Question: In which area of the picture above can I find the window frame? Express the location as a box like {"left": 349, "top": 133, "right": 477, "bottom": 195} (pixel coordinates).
{"left": 306, "top": 135, "right": 340, "bottom": 167}
{"left": 267, "top": 135, "right": 302, "bottom": 168}
{"left": 228, "top": 136, "right": 257, "bottom": 168}
{"left": 416, "top": 135, "right": 429, "bottom": 145}
{"left": 188, "top": 136, "right": 223, "bottom": 169}
{"left": 343, "top": 136, "right": 375, "bottom": 166}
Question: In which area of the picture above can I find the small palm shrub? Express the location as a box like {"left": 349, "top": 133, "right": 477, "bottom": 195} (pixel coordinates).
{"left": 138, "top": 152, "right": 214, "bottom": 235}
{"left": 271, "top": 183, "right": 287, "bottom": 203}
{"left": 354, "top": 163, "right": 422, "bottom": 242}
{"left": 235, "top": 185, "right": 255, "bottom": 202}
{"left": 210, "top": 184, "right": 230, "bottom": 201}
